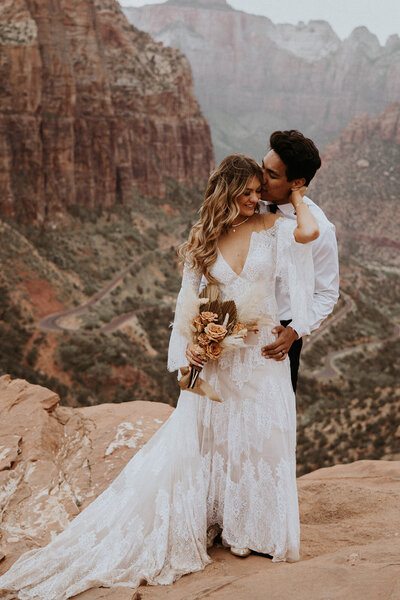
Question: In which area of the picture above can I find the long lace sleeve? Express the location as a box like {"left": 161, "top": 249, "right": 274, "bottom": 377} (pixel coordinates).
{"left": 167, "top": 264, "right": 202, "bottom": 373}
{"left": 275, "top": 218, "right": 315, "bottom": 338}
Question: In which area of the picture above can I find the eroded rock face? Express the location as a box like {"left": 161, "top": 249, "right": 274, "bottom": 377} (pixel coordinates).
{"left": 0, "top": 0, "right": 213, "bottom": 224}
{"left": 124, "top": 2, "right": 400, "bottom": 162}
{"left": 322, "top": 101, "right": 400, "bottom": 153}
{"left": 309, "top": 102, "right": 400, "bottom": 265}
{"left": 0, "top": 375, "right": 173, "bottom": 569}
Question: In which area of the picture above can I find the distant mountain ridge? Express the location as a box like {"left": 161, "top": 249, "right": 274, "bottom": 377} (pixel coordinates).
{"left": 124, "top": 0, "right": 400, "bottom": 161}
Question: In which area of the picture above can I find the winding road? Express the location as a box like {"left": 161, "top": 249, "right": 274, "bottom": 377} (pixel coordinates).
{"left": 300, "top": 290, "right": 399, "bottom": 380}
{"left": 100, "top": 307, "right": 151, "bottom": 333}
{"left": 310, "top": 321, "right": 400, "bottom": 380}
{"left": 38, "top": 224, "right": 188, "bottom": 334}
{"left": 38, "top": 254, "right": 147, "bottom": 332}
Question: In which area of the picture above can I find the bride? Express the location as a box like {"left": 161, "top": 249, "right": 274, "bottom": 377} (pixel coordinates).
{"left": 0, "top": 154, "right": 318, "bottom": 599}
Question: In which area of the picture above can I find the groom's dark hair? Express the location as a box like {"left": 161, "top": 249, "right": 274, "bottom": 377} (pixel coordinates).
{"left": 270, "top": 130, "right": 321, "bottom": 185}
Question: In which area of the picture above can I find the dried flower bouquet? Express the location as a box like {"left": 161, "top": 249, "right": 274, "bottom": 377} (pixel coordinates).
{"left": 175, "top": 282, "right": 273, "bottom": 402}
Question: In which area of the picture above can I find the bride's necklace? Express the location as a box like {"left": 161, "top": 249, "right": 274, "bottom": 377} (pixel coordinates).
{"left": 231, "top": 217, "right": 249, "bottom": 232}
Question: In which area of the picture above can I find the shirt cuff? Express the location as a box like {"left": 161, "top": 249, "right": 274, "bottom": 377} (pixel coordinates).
{"left": 287, "top": 322, "right": 303, "bottom": 339}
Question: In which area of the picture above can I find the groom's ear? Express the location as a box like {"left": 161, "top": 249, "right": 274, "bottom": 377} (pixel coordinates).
{"left": 290, "top": 178, "right": 306, "bottom": 191}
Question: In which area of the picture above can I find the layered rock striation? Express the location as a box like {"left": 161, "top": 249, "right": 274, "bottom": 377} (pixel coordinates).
{"left": 0, "top": 375, "right": 400, "bottom": 599}
{"left": 0, "top": 0, "right": 213, "bottom": 223}
{"left": 124, "top": 0, "right": 400, "bottom": 162}
{"left": 322, "top": 101, "right": 400, "bottom": 153}
{"left": 309, "top": 102, "right": 400, "bottom": 264}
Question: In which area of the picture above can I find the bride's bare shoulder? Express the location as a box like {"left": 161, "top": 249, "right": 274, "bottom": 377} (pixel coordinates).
{"left": 260, "top": 213, "right": 281, "bottom": 231}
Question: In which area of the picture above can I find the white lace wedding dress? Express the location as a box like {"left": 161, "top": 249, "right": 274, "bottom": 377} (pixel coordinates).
{"left": 0, "top": 218, "right": 313, "bottom": 600}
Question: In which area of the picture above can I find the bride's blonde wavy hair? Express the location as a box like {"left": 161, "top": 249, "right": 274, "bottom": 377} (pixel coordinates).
{"left": 178, "top": 154, "right": 263, "bottom": 283}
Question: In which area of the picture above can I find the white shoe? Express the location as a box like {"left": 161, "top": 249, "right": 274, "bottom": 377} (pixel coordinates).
{"left": 230, "top": 546, "right": 251, "bottom": 557}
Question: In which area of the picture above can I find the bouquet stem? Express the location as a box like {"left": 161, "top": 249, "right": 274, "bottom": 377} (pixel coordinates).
{"left": 188, "top": 366, "right": 202, "bottom": 389}
{"left": 179, "top": 366, "right": 221, "bottom": 402}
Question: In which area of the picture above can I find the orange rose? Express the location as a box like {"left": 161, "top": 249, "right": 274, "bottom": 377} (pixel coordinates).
{"left": 193, "top": 316, "right": 204, "bottom": 332}
{"left": 192, "top": 344, "right": 207, "bottom": 360}
{"left": 197, "top": 333, "right": 210, "bottom": 347}
{"left": 200, "top": 311, "right": 218, "bottom": 324}
{"left": 204, "top": 323, "right": 227, "bottom": 341}
{"left": 205, "top": 341, "right": 222, "bottom": 360}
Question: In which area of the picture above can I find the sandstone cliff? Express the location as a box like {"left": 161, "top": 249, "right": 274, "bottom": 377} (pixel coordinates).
{"left": 0, "top": 375, "right": 173, "bottom": 569}
{"left": 309, "top": 102, "right": 400, "bottom": 265}
{"left": 124, "top": 0, "right": 400, "bottom": 162}
{"left": 0, "top": 0, "right": 213, "bottom": 224}
{"left": 0, "top": 375, "right": 399, "bottom": 600}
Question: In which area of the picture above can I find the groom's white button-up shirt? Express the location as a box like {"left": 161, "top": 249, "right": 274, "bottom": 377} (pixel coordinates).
{"left": 260, "top": 197, "right": 340, "bottom": 338}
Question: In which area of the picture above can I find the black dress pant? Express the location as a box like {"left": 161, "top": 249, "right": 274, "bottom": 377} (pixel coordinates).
{"left": 280, "top": 319, "right": 303, "bottom": 392}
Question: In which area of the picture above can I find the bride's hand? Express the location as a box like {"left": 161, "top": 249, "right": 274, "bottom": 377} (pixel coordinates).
{"left": 289, "top": 186, "right": 307, "bottom": 209}
{"left": 186, "top": 344, "right": 206, "bottom": 368}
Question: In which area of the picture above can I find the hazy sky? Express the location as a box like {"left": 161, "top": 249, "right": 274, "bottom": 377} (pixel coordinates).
{"left": 118, "top": 0, "right": 400, "bottom": 45}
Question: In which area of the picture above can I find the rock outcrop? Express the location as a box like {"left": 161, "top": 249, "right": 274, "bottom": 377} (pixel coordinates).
{"left": 124, "top": 0, "right": 400, "bottom": 162}
{"left": 0, "top": 0, "right": 213, "bottom": 224}
{"left": 309, "top": 102, "right": 400, "bottom": 265}
{"left": 322, "top": 101, "right": 400, "bottom": 153}
{"left": 1, "top": 375, "right": 400, "bottom": 599}
{"left": 0, "top": 375, "right": 173, "bottom": 570}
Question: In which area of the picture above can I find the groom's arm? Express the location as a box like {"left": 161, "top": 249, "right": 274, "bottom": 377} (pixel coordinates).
{"left": 290, "top": 220, "right": 339, "bottom": 338}
{"left": 263, "top": 218, "right": 339, "bottom": 360}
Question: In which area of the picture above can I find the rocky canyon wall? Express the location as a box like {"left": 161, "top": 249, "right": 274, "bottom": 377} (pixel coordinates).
{"left": 0, "top": 0, "right": 213, "bottom": 223}
{"left": 309, "top": 102, "right": 400, "bottom": 265}
{"left": 124, "top": 0, "right": 400, "bottom": 162}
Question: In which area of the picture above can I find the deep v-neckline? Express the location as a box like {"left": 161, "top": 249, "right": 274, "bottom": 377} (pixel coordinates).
{"left": 217, "top": 222, "right": 278, "bottom": 278}
{"left": 217, "top": 232, "right": 254, "bottom": 277}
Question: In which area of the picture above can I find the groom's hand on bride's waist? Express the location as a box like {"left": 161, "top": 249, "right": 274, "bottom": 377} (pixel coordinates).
{"left": 261, "top": 326, "right": 299, "bottom": 361}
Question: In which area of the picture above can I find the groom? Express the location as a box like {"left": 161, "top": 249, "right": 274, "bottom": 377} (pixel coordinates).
{"left": 260, "top": 130, "right": 339, "bottom": 391}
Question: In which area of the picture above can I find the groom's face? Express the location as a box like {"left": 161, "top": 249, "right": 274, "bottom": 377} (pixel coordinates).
{"left": 260, "top": 150, "right": 293, "bottom": 204}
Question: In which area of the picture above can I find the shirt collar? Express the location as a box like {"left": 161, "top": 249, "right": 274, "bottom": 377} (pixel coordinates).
{"left": 268, "top": 195, "right": 312, "bottom": 216}
{"left": 274, "top": 202, "right": 295, "bottom": 216}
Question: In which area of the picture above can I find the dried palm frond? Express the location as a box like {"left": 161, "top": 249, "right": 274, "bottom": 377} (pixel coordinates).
{"left": 199, "top": 283, "right": 220, "bottom": 303}
{"left": 206, "top": 299, "right": 224, "bottom": 324}
{"left": 199, "top": 284, "right": 222, "bottom": 320}
{"left": 220, "top": 300, "right": 237, "bottom": 334}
